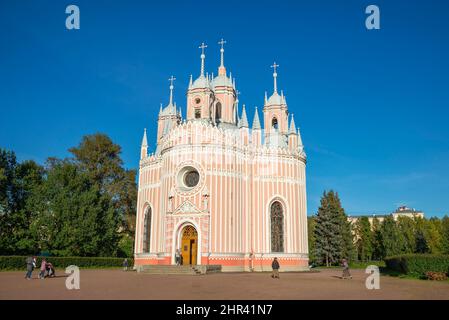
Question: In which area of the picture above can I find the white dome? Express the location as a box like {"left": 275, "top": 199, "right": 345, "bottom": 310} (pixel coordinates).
{"left": 211, "top": 74, "right": 233, "bottom": 88}
{"left": 191, "top": 75, "right": 210, "bottom": 89}
{"left": 266, "top": 92, "right": 283, "bottom": 106}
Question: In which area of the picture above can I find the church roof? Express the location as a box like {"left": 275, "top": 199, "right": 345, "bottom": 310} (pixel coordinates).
{"left": 211, "top": 74, "right": 233, "bottom": 88}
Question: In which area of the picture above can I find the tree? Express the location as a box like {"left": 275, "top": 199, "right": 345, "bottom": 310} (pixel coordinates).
{"left": 371, "top": 217, "right": 383, "bottom": 260}
{"left": 414, "top": 217, "right": 429, "bottom": 253}
{"left": 425, "top": 217, "right": 443, "bottom": 254}
{"left": 314, "top": 190, "right": 354, "bottom": 266}
{"left": 307, "top": 216, "right": 316, "bottom": 265}
{"left": 397, "top": 216, "right": 416, "bottom": 253}
{"left": 69, "top": 133, "right": 137, "bottom": 235}
{"left": 442, "top": 215, "right": 449, "bottom": 254}
{"left": 380, "top": 215, "right": 403, "bottom": 257}
{"left": 27, "top": 160, "right": 119, "bottom": 256}
{"left": 355, "top": 216, "right": 373, "bottom": 261}
{"left": 0, "top": 149, "right": 44, "bottom": 254}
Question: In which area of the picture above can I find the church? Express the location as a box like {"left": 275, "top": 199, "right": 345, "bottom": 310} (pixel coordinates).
{"left": 134, "top": 40, "right": 308, "bottom": 272}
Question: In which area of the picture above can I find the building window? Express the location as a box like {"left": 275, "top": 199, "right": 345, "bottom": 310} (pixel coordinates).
{"left": 195, "top": 98, "right": 201, "bottom": 104}
{"left": 184, "top": 170, "right": 200, "bottom": 188}
{"left": 215, "top": 102, "right": 222, "bottom": 121}
{"left": 195, "top": 109, "right": 201, "bottom": 119}
{"left": 177, "top": 165, "right": 201, "bottom": 192}
{"left": 143, "top": 207, "right": 152, "bottom": 253}
{"left": 272, "top": 117, "right": 278, "bottom": 130}
{"left": 271, "top": 201, "right": 284, "bottom": 252}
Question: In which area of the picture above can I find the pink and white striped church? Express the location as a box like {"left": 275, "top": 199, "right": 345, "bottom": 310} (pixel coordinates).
{"left": 134, "top": 40, "right": 308, "bottom": 272}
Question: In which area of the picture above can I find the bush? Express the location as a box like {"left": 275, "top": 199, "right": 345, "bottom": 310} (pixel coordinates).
{"left": 0, "top": 256, "right": 134, "bottom": 270}
{"left": 384, "top": 254, "right": 449, "bottom": 277}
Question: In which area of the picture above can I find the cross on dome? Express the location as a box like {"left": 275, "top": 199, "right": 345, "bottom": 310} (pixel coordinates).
{"left": 271, "top": 62, "right": 280, "bottom": 93}
{"left": 199, "top": 42, "right": 207, "bottom": 77}
{"left": 168, "top": 76, "right": 176, "bottom": 105}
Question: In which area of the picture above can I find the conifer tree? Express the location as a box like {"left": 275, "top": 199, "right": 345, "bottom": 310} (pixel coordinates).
{"left": 355, "top": 216, "right": 373, "bottom": 261}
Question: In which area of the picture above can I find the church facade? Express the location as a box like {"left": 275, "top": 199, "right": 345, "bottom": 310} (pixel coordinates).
{"left": 134, "top": 40, "right": 308, "bottom": 271}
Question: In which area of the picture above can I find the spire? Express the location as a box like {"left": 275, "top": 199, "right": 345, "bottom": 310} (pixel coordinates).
{"left": 297, "top": 128, "right": 303, "bottom": 147}
{"left": 218, "top": 38, "right": 227, "bottom": 75}
{"left": 270, "top": 62, "right": 279, "bottom": 93}
{"left": 239, "top": 104, "right": 249, "bottom": 128}
{"left": 159, "top": 103, "right": 163, "bottom": 114}
{"left": 141, "top": 128, "right": 148, "bottom": 147}
{"left": 189, "top": 74, "right": 193, "bottom": 88}
{"left": 168, "top": 75, "right": 176, "bottom": 106}
{"left": 252, "top": 106, "right": 261, "bottom": 130}
{"left": 264, "top": 91, "right": 268, "bottom": 105}
{"left": 199, "top": 42, "right": 207, "bottom": 77}
{"left": 289, "top": 113, "right": 297, "bottom": 134}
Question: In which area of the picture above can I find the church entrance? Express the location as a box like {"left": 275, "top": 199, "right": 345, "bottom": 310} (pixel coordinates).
{"left": 180, "top": 225, "right": 198, "bottom": 265}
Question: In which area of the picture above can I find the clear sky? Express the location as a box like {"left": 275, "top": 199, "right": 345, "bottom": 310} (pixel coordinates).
{"left": 1, "top": 0, "right": 448, "bottom": 217}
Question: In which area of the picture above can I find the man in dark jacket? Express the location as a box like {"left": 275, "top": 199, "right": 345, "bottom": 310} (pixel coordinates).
{"left": 25, "top": 256, "right": 34, "bottom": 280}
{"left": 271, "top": 257, "right": 280, "bottom": 279}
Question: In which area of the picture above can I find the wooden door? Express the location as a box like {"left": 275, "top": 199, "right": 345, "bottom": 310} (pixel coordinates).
{"left": 181, "top": 225, "right": 198, "bottom": 265}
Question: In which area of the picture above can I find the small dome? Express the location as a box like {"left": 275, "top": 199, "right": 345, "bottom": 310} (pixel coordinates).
{"left": 211, "top": 74, "right": 232, "bottom": 88}
{"left": 191, "top": 75, "right": 210, "bottom": 89}
{"left": 266, "top": 92, "right": 283, "bottom": 106}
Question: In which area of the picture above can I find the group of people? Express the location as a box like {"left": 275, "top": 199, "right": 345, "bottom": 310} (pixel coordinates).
{"left": 25, "top": 256, "right": 55, "bottom": 280}
{"left": 271, "top": 257, "right": 352, "bottom": 280}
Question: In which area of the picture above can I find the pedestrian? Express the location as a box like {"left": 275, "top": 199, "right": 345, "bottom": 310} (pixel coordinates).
{"left": 123, "top": 258, "right": 129, "bottom": 271}
{"left": 341, "top": 259, "right": 352, "bottom": 279}
{"left": 39, "top": 258, "right": 47, "bottom": 279}
{"left": 25, "top": 256, "right": 34, "bottom": 280}
{"left": 271, "top": 257, "right": 280, "bottom": 279}
{"left": 175, "top": 249, "right": 181, "bottom": 266}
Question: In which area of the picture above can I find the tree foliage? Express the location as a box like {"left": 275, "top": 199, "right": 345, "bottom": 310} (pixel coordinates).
{"left": 313, "top": 190, "right": 354, "bottom": 266}
{"left": 0, "top": 133, "right": 137, "bottom": 257}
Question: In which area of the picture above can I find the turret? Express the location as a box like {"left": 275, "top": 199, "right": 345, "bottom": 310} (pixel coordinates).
{"left": 263, "top": 62, "right": 289, "bottom": 140}
{"left": 288, "top": 113, "right": 298, "bottom": 152}
{"left": 157, "top": 76, "right": 181, "bottom": 142}
{"left": 239, "top": 104, "right": 249, "bottom": 145}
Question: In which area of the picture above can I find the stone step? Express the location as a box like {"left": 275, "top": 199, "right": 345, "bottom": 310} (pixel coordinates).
{"left": 138, "top": 265, "right": 222, "bottom": 275}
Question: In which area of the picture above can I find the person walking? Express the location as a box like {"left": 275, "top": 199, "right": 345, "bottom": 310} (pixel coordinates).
{"left": 175, "top": 249, "right": 181, "bottom": 266}
{"left": 39, "top": 258, "right": 47, "bottom": 279}
{"left": 341, "top": 259, "right": 352, "bottom": 279}
{"left": 25, "top": 256, "right": 34, "bottom": 280}
{"left": 271, "top": 257, "right": 280, "bottom": 279}
{"left": 123, "top": 258, "right": 129, "bottom": 271}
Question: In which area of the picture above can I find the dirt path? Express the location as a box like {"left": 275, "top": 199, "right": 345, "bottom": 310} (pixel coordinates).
{"left": 1, "top": 269, "right": 448, "bottom": 300}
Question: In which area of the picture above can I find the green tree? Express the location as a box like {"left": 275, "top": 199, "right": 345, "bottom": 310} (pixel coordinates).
{"left": 425, "top": 217, "right": 443, "bottom": 254}
{"left": 397, "top": 216, "right": 416, "bottom": 253}
{"left": 414, "top": 217, "right": 429, "bottom": 253}
{"left": 442, "top": 215, "right": 449, "bottom": 254}
{"left": 307, "top": 216, "right": 316, "bottom": 264}
{"left": 355, "top": 216, "right": 373, "bottom": 261}
{"left": 380, "top": 215, "right": 403, "bottom": 257}
{"left": 27, "top": 160, "right": 119, "bottom": 256}
{"left": 69, "top": 134, "right": 137, "bottom": 235}
{"left": 0, "top": 149, "right": 44, "bottom": 254}
{"left": 371, "top": 217, "right": 383, "bottom": 260}
{"left": 314, "top": 191, "right": 354, "bottom": 266}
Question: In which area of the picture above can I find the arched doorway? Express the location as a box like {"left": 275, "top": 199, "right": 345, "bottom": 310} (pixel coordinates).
{"left": 180, "top": 225, "right": 198, "bottom": 265}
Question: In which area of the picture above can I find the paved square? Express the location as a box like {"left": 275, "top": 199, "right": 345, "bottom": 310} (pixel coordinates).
{"left": 1, "top": 269, "right": 448, "bottom": 300}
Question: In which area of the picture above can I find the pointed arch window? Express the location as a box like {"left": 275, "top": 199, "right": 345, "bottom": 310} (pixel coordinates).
{"left": 271, "top": 201, "right": 284, "bottom": 252}
{"left": 143, "top": 207, "right": 152, "bottom": 253}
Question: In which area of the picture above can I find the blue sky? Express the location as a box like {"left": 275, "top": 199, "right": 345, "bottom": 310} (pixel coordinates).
{"left": 1, "top": 0, "right": 448, "bottom": 217}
